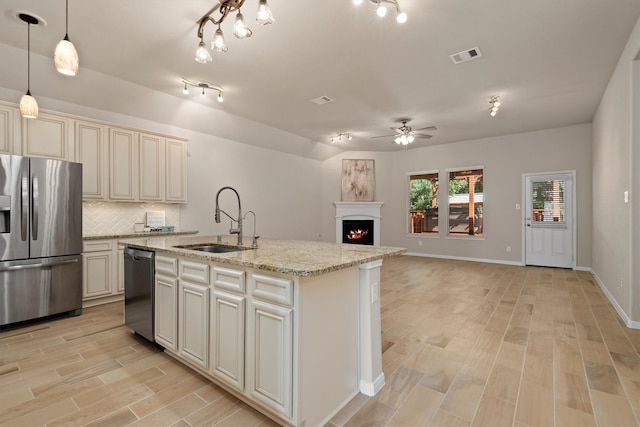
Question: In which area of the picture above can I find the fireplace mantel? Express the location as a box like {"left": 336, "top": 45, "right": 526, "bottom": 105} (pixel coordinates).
{"left": 334, "top": 202, "right": 383, "bottom": 246}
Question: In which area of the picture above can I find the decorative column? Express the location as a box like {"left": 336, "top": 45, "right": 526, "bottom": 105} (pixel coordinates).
{"left": 358, "top": 259, "right": 385, "bottom": 396}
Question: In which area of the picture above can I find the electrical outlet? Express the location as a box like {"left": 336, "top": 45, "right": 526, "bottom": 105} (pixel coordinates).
{"left": 515, "top": 204, "right": 521, "bottom": 210}
{"left": 619, "top": 278, "right": 623, "bottom": 289}
{"left": 371, "top": 283, "right": 379, "bottom": 304}
{"left": 506, "top": 245, "right": 511, "bottom": 253}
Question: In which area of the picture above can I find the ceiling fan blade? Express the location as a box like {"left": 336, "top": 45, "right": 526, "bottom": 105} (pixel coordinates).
{"left": 415, "top": 126, "right": 437, "bottom": 131}
{"left": 371, "top": 134, "right": 396, "bottom": 139}
{"left": 414, "top": 134, "right": 433, "bottom": 139}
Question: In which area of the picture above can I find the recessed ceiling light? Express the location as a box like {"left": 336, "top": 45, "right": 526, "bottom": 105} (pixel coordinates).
{"left": 450, "top": 47, "right": 483, "bottom": 65}
{"left": 310, "top": 95, "right": 334, "bottom": 105}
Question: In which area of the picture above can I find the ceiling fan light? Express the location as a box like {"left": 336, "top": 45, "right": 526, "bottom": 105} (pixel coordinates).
{"left": 256, "top": 0, "right": 275, "bottom": 25}
{"left": 396, "top": 12, "right": 407, "bottom": 23}
{"left": 195, "top": 40, "right": 212, "bottom": 63}
{"left": 212, "top": 28, "right": 228, "bottom": 52}
{"left": 54, "top": 37, "right": 78, "bottom": 76}
{"left": 233, "top": 12, "right": 252, "bottom": 39}
{"left": 407, "top": 134, "right": 415, "bottom": 143}
{"left": 20, "top": 92, "right": 38, "bottom": 119}
{"left": 377, "top": 4, "right": 387, "bottom": 17}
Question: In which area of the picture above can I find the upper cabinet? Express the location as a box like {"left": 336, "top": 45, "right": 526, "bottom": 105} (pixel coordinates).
{"left": 0, "top": 101, "right": 188, "bottom": 203}
{"left": 22, "top": 112, "right": 73, "bottom": 161}
{"left": 165, "top": 138, "right": 187, "bottom": 203}
{"left": 75, "top": 121, "right": 107, "bottom": 200}
{"left": 109, "top": 127, "right": 138, "bottom": 201}
{"left": 0, "top": 104, "right": 17, "bottom": 154}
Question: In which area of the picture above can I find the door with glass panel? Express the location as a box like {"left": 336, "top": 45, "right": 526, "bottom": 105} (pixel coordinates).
{"left": 524, "top": 172, "right": 574, "bottom": 268}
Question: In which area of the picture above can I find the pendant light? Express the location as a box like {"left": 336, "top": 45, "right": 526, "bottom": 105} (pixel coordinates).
{"left": 19, "top": 14, "right": 39, "bottom": 119}
{"left": 54, "top": 0, "right": 79, "bottom": 76}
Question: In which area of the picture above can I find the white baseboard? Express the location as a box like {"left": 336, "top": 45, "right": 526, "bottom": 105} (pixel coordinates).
{"left": 403, "top": 252, "right": 523, "bottom": 266}
{"left": 591, "top": 271, "right": 640, "bottom": 329}
{"left": 359, "top": 373, "right": 385, "bottom": 397}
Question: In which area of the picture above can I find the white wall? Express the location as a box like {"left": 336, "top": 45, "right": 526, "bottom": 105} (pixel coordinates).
{"left": 592, "top": 15, "right": 640, "bottom": 326}
{"left": 322, "top": 124, "right": 593, "bottom": 267}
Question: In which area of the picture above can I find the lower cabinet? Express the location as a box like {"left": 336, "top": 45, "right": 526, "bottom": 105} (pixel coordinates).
{"left": 178, "top": 281, "right": 210, "bottom": 369}
{"left": 154, "top": 273, "right": 178, "bottom": 351}
{"left": 82, "top": 239, "right": 122, "bottom": 304}
{"left": 210, "top": 290, "right": 245, "bottom": 392}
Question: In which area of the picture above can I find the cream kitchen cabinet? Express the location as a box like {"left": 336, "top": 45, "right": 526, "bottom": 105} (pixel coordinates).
{"left": 75, "top": 121, "right": 107, "bottom": 200}
{"left": 109, "top": 127, "right": 138, "bottom": 201}
{"left": 21, "top": 112, "right": 74, "bottom": 161}
{"left": 165, "top": 138, "right": 187, "bottom": 203}
{"left": 155, "top": 255, "right": 179, "bottom": 351}
{"left": 82, "top": 239, "right": 125, "bottom": 306}
{"left": 210, "top": 266, "right": 246, "bottom": 392}
{"left": 0, "top": 103, "right": 18, "bottom": 154}
{"left": 178, "top": 260, "right": 210, "bottom": 369}
{"left": 247, "top": 274, "right": 294, "bottom": 419}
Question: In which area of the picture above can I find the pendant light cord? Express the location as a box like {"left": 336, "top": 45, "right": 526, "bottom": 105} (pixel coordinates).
{"left": 65, "top": 0, "right": 69, "bottom": 36}
{"left": 27, "top": 21, "right": 31, "bottom": 93}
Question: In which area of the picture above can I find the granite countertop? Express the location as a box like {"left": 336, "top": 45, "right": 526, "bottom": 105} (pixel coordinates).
{"left": 84, "top": 230, "right": 199, "bottom": 240}
{"left": 118, "top": 235, "right": 406, "bottom": 277}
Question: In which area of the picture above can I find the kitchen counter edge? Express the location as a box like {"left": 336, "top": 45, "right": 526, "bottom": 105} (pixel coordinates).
{"left": 84, "top": 230, "right": 199, "bottom": 241}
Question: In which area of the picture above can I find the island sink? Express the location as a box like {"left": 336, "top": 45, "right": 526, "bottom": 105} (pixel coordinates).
{"left": 174, "top": 243, "right": 253, "bottom": 253}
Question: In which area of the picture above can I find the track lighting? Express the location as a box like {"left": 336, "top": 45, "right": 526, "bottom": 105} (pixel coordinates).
{"left": 195, "top": 0, "right": 274, "bottom": 63}
{"left": 489, "top": 95, "right": 501, "bottom": 117}
{"left": 353, "top": 0, "right": 407, "bottom": 24}
{"left": 19, "top": 14, "right": 39, "bottom": 119}
{"left": 330, "top": 133, "right": 352, "bottom": 143}
{"left": 54, "top": 0, "right": 79, "bottom": 76}
{"left": 181, "top": 79, "right": 224, "bottom": 103}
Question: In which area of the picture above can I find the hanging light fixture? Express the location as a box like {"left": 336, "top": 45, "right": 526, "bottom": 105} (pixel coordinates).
{"left": 195, "top": 0, "right": 274, "bottom": 63}
{"left": 54, "top": 0, "right": 79, "bottom": 76}
{"left": 181, "top": 79, "right": 224, "bottom": 103}
{"left": 353, "top": 0, "right": 407, "bottom": 24}
{"left": 19, "top": 14, "right": 39, "bottom": 119}
{"left": 330, "top": 132, "right": 352, "bottom": 143}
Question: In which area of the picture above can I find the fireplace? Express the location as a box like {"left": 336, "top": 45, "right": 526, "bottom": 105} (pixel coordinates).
{"left": 342, "top": 219, "right": 374, "bottom": 245}
{"left": 334, "top": 202, "right": 383, "bottom": 246}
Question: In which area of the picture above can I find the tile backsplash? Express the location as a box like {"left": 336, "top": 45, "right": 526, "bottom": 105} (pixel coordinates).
{"left": 83, "top": 202, "right": 181, "bottom": 235}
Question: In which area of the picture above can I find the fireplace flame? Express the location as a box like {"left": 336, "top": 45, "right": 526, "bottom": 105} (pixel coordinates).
{"left": 347, "top": 229, "right": 369, "bottom": 240}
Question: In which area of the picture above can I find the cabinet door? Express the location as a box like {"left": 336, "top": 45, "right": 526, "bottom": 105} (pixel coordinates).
{"left": 179, "top": 281, "right": 210, "bottom": 369}
{"left": 76, "top": 121, "right": 106, "bottom": 200}
{"left": 155, "top": 274, "right": 178, "bottom": 351}
{"left": 109, "top": 127, "right": 137, "bottom": 200}
{"left": 22, "top": 112, "right": 72, "bottom": 161}
{"left": 211, "top": 290, "right": 245, "bottom": 392}
{"left": 247, "top": 300, "right": 293, "bottom": 418}
{"left": 0, "top": 104, "right": 15, "bottom": 154}
{"left": 165, "top": 138, "right": 187, "bottom": 203}
{"left": 116, "top": 244, "right": 125, "bottom": 293}
{"left": 139, "top": 133, "right": 163, "bottom": 201}
{"left": 82, "top": 251, "right": 112, "bottom": 299}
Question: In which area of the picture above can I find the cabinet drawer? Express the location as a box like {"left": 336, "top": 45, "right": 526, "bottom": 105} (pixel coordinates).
{"left": 180, "top": 260, "right": 210, "bottom": 285}
{"left": 156, "top": 255, "right": 178, "bottom": 276}
{"left": 213, "top": 266, "right": 245, "bottom": 293}
{"left": 83, "top": 240, "right": 113, "bottom": 252}
{"left": 250, "top": 274, "right": 293, "bottom": 306}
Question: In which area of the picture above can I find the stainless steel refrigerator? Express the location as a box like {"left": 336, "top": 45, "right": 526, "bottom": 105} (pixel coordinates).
{"left": 0, "top": 154, "right": 83, "bottom": 327}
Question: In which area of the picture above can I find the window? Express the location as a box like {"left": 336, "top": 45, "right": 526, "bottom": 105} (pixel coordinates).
{"left": 448, "top": 168, "right": 483, "bottom": 236}
{"left": 530, "top": 179, "right": 565, "bottom": 224}
{"left": 408, "top": 172, "right": 439, "bottom": 234}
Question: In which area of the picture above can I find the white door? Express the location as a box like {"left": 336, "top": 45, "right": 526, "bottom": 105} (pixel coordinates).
{"left": 524, "top": 172, "right": 574, "bottom": 268}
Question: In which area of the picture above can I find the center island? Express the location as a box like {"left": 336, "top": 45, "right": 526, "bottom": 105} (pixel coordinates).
{"left": 119, "top": 235, "right": 406, "bottom": 426}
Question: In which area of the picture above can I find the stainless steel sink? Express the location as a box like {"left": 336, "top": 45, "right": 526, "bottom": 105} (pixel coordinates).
{"left": 174, "top": 244, "right": 252, "bottom": 253}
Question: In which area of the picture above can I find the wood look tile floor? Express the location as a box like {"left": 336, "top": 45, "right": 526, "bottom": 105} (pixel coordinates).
{"left": 1, "top": 255, "right": 640, "bottom": 426}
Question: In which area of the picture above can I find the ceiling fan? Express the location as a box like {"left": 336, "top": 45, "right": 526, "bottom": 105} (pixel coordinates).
{"left": 372, "top": 119, "right": 437, "bottom": 145}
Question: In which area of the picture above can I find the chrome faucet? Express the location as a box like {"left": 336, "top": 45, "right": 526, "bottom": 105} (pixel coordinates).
{"left": 243, "top": 210, "right": 260, "bottom": 248}
{"left": 214, "top": 186, "right": 242, "bottom": 246}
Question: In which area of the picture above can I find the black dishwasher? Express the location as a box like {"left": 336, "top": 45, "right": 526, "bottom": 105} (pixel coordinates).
{"left": 124, "top": 247, "right": 155, "bottom": 342}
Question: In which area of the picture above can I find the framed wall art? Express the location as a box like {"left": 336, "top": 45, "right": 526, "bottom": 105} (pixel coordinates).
{"left": 341, "top": 159, "right": 375, "bottom": 202}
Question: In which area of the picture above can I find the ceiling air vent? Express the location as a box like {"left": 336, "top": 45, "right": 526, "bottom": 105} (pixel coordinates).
{"left": 450, "top": 47, "right": 483, "bottom": 65}
{"left": 310, "top": 95, "right": 334, "bottom": 105}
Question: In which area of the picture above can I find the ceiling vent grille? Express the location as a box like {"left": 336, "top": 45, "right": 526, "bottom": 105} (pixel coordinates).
{"left": 450, "top": 47, "right": 483, "bottom": 64}
{"left": 310, "top": 95, "right": 334, "bottom": 105}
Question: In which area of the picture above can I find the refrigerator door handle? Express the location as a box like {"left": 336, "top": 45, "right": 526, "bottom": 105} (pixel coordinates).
{"left": 32, "top": 176, "right": 39, "bottom": 241}
{"left": 0, "top": 257, "right": 79, "bottom": 272}
{"left": 21, "top": 174, "right": 28, "bottom": 241}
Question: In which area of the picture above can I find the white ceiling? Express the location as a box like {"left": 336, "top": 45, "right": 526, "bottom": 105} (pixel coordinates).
{"left": 1, "top": 0, "right": 639, "bottom": 153}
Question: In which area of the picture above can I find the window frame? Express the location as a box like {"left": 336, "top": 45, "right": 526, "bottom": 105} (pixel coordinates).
{"left": 406, "top": 170, "right": 440, "bottom": 237}
{"left": 445, "top": 165, "right": 485, "bottom": 239}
